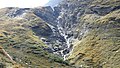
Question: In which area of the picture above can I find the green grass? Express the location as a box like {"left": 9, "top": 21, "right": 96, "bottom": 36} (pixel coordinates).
{"left": 0, "top": 9, "right": 72, "bottom": 68}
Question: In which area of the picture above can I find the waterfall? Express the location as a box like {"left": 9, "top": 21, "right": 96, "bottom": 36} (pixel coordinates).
{"left": 57, "top": 12, "right": 72, "bottom": 60}
{"left": 43, "top": 11, "right": 75, "bottom": 60}
{"left": 47, "top": 23, "right": 56, "bottom": 36}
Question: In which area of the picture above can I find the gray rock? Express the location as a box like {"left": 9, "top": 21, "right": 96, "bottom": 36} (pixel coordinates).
{"left": 0, "top": 63, "right": 5, "bottom": 68}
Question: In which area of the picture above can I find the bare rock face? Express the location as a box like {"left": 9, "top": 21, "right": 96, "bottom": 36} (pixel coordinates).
{"left": 32, "top": 6, "right": 57, "bottom": 26}
{"left": 0, "top": 62, "right": 5, "bottom": 68}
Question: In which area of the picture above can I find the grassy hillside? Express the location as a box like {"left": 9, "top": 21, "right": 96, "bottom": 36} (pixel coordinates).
{"left": 0, "top": 8, "right": 72, "bottom": 68}
{"left": 67, "top": 2, "right": 120, "bottom": 68}
{"left": 0, "top": 0, "right": 120, "bottom": 68}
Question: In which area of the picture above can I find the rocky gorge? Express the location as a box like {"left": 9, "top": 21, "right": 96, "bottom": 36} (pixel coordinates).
{"left": 0, "top": 0, "right": 120, "bottom": 68}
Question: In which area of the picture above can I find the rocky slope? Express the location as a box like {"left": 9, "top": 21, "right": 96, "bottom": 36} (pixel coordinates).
{"left": 0, "top": 7, "right": 72, "bottom": 68}
{"left": 0, "top": 0, "right": 120, "bottom": 68}
{"left": 56, "top": 0, "right": 120, "bottom": 68}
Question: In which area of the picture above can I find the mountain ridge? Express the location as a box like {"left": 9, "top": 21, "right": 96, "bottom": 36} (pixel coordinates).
{"left": 46, "top": 0, "right": 63, "bottom": 7}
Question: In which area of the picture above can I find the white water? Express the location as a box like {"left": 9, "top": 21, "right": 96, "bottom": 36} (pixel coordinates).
{"left": 47, "top": 23, "right": 56, "bottom": 35}
{"left": 46, "top": 11, "right": 77, "bottom": 60}
{"left": 57, "top": 12, "right": 72, "bottom": 60}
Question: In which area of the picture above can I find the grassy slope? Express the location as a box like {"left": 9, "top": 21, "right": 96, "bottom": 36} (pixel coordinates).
{"left": 0, "top": 8, "right": 72, "bottom": 68}
{"left": 67, "top": 0, "right": 120, "bottom": 68}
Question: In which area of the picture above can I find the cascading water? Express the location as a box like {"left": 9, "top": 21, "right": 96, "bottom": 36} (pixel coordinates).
{"left": 57, "top": 12, "right": 73, "bottom": 60}
{"left": 40, "top": 10, "right": 75, "bottom": 60}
